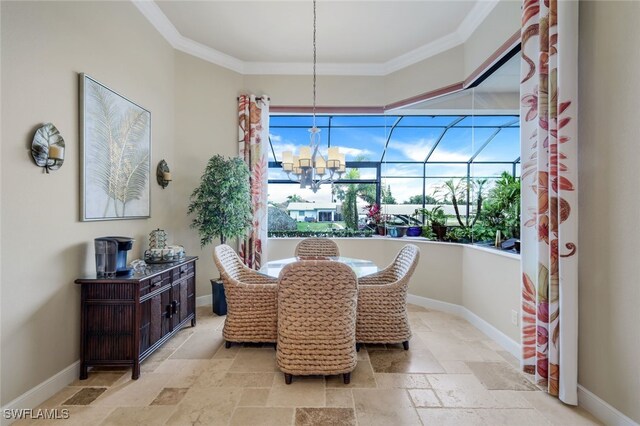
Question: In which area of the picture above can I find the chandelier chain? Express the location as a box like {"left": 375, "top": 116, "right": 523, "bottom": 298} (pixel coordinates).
{"left": 312, "top": 0, "right": 317, "bottom": 128}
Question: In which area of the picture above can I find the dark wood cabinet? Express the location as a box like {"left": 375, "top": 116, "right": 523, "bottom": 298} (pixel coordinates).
{"left": 75, "top": 257, "right": 197, "bottom": 380}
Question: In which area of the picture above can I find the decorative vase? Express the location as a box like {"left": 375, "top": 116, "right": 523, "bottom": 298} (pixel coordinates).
{"left": 388, "top": 226, "right": 407, "bottom": 238}
{"left": 406, "top": 226, "right": 422, "bottom": 237}
{"left": 432, "top": 225, "right": 447, "bottom": 241}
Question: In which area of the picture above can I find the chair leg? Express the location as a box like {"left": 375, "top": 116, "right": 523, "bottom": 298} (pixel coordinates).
{"left": 402, "top": 340, "right": 409, "bottom": 350}
{"left": 356, "top": 343, "right": 361, "bottom": 352}
{"left": 273, "top": 343, "right": 277, "bottom": 351}
{"left": 225, "top": 341, "right": 232, "bottom": 349}
{"left": 284, "top": 374, "right": 292, "bottom": 385}
{"left": 343, "top": 372, "right": 351, "bottom": 384}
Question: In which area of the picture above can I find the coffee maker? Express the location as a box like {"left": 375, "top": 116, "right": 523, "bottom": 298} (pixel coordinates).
{"left": 95, "top": 236, "right": 135, "bottom": 277}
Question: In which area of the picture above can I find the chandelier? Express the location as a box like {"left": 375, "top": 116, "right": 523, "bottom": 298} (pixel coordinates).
{"left": 280, "top": 0, "right": 345, "bottom": 193}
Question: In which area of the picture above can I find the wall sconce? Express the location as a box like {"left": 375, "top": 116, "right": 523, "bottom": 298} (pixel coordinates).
{"left": 156, "top": 159, "right": 172, "bottom": 189}
{"left": 31, "top": 123, "right": 65, "bottom": 173}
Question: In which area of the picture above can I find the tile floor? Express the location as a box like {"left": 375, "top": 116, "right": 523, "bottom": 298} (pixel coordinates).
{"left": 18, "top": 304, "right": 602, "bottom": 425}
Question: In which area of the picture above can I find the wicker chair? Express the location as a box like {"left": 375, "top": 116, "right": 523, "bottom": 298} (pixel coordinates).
{"left": 356, "top": 244, "right": 420, "bottom": 350}
{"left": 294, "top": 238, "right": 340, "bottom": 257}
{"left": 277, "top": 260, "right": 358, "bottom": 384}
{"left": 213, "top": 244, "right": 278, "bottom": 347}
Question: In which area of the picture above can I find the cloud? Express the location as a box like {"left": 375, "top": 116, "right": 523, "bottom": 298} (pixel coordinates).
{"left": 269, "top": 134, "right": 282, "bottom": 143}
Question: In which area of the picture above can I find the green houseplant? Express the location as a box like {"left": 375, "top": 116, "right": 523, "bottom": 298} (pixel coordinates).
{"left": 188, "top": 155, "right": 252, "bottom": 246}
{"left": 421, "top": 206, "right": 448, "bottom": 241}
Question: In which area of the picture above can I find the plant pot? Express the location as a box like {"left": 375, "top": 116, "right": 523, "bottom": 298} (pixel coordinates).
{"left": 432, "top": 225, "right": 447, "bottom": 241}
{"left": 211, "top": 279, "right": 227, "bottom": 316}
{"left": 406, "top": 226, "right": 422, "bottom": 237}
{"left": 376, "top": 225, "right": 387, "bottom": 236}
{"left": 388, "top": 226, "right": 407, "bottom": 238}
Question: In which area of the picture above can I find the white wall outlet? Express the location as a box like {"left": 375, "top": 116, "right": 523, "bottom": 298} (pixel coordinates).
{"left": 511, "top": 309, "right": 519, "bottom": 326}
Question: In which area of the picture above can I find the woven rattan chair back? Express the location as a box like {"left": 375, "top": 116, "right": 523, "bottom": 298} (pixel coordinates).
{"left": 356, "top": 244, "right": 420, "bottom": 349}
{"left": 277, "top": 260, "right": 357, "bottom": 384}
{"left": 294, "top": 238, "right": 340, "bottom": 257}
{"left": 213, "top": 244, "right": 278, "bottom": 345}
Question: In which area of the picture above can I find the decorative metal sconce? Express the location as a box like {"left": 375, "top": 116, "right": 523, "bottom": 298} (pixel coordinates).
{"left": 31, "top": 123, "right": 65, "bottom": 173}
{"left": 156, "top": 159, "right": 172, "bottom": 189}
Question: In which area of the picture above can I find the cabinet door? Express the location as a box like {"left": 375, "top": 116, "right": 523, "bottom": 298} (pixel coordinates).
{"left": 140, "top": 285, "right": 172, "bottom": 353}
{"left": 171, "top": 279, "right": 188, "bottom": 328}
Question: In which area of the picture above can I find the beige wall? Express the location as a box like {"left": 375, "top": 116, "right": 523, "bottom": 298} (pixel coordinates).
{"left": 0, "top": 1, "right": 176, "bottom": 405}
{"left": 463, "top": 0, "right": 521, "bottom": 77}
{"left": 243, "top": 75, "right": 386, "bottom": 107}
{"left": 462, "top": 247, "right": 520, "bottom": 342}
{"left": 578, "top": 1, "right": 640, "bottom": 423}
{"left": 268, "top": 238, "right": 520, "bottom": 337}
{"left": 173, "top": 52, "right": 243, "bottom": 297}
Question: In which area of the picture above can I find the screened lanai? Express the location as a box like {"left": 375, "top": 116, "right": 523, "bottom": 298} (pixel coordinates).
{"left": 267, "top": 113, "right": 520, "bottom": 215}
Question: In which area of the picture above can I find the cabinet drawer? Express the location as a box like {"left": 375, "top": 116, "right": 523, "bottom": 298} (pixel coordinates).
{"left": 140, "top": 272, "right": 171, "bottom": 297}
{"left": 172, "top": 263, "right": 194, "bottom": 280}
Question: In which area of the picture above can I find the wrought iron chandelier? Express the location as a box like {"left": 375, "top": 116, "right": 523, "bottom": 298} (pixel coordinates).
{"left": 280, "top": 0, "right": 345, "bottom": 193}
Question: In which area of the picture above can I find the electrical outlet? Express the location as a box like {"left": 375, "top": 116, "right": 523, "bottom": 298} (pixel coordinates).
{"left": 511, "top": 310, "right": 519, "bottom": 326}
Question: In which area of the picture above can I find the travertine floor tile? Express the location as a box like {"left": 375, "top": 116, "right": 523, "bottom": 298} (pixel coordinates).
{"left": 409, "top": 389, "right": 442, "bottom": 407}
{"left": 23, "top": 304, "right": 603, "bottom": 426}
{"left": 150, "top": 387, "right": 189, "bottom": 405}
{"left": 238, "top": 388, "right": 270, "bottom": 407}
{"left": 466, "top": 361, "right": 537, "bottom": 391}
{"left": 368, "top": 348, "right": 445, "bottom": 373}
{"left": 417, "top": 408, "right": 549, "bottom": 425}
{"left": 352, "top": 388, "right": 421, "bottom": 425}
{"left": 70, "top": 372, "right": 124, "bottom": 387}
{"left": 167, "top": 387, "right": 243, "bottom": 425}
{"left": 169, "top": 330, "right": 222, "bottom": 359}
{"left": 155, "top": 359, "right": 211, "bottom": 387}
{"left": 326, "top": 361, "right": 376, "bottom": 388}
{"left": 101, "top": 405, "right": 176, "bottom": 426}
{"left": 519, "top": 392, "right": 604, "bottom": 425}
{"left": 427, "top": 374, "right": 501, "bottom": 408}
{"left": 374, "top": 373, "right": 431, "bottom": 389}
{"left": 325, "top": 389, "right": 354, "bottom": 408}
{"left": 92, "top": 373, "right": 172, "bottom": 407}
{"left": 230, "top": 407, "right": 294, "bottom": 426}
{"left": 63, "top": 388, "right": 106, "bottom": 406}
{"left": 229, "top": 347, "right": 279, "bottom": 372}
{"left": 416, "top": 331, "right": 486, "bottom": 362}
{"left": 267, "top": 376, "right": 325, "bottom": 407}
{"left": 295, "top": 407, "right": 356, "bottom": 426}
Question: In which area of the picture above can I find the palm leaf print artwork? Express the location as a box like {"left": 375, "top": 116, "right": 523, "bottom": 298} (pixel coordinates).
{"left": 81, "top": 74, "right": 150, "bottom": 220}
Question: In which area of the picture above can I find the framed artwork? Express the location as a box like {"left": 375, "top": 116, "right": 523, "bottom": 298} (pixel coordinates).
{"left": 80, "top": 73, "right": 151, "bottom": 221}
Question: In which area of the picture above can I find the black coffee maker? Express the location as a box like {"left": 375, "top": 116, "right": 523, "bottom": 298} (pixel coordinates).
{"left": 95, "top": 236, "right": 134, "bottom": 277}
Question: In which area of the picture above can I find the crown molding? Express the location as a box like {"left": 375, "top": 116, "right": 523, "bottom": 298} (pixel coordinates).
{"left": 132, "top": 0, "right": 245, "bottom": 73}
{"left": 133, "top": 0, "right": 501, "bottom": 76}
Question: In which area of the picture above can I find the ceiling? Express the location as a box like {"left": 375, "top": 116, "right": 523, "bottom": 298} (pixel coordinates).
{"left": 134, "top": 0, "right": 501, "bottom": 75}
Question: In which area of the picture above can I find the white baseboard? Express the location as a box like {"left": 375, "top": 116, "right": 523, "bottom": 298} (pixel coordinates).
{"left": 577, "top": 385, "right": 639, "bottom": 426}
{"left": 407, "top": 293, "right": 465, "bottom": 317}
{"left": 407, "top": 293, "right": 520, "bottom": 359}
{"left": 196, "top": 294, "right": 211, "bottom": 307}
{"left": 0, "top": 361, "right": 80, "bottom": 426}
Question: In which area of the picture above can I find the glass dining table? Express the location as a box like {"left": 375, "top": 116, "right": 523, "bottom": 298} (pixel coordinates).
{"left": 259, "top": 256, "right": 379, "bottom": 278}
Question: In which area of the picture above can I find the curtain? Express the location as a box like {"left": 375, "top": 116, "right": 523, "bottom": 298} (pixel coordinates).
{"left": 238, "top": 94, "right": 270, "bottom": 270}
{"left": 520, "top": 0, "right": 578, "bottom": 404}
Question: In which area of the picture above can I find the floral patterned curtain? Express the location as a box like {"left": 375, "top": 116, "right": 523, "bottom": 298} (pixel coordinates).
{"left": 238, "top": 94, "right": 269, "bottom": 270}
{"left": 520, "top": 0, "right": 578, "bottom": 404}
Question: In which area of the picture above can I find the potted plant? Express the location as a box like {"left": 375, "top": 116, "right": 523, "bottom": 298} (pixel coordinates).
{"left": 406, "top": 209, "right": 423, "bottom": 237}
{"left": 187, "top": 155, "right": 252, "bottom": 315}
{"left": 423, "top": 206, "right": 448, "bottom": 241}
{"left": 366, "top": 203, "right": 386, "bottom": 236}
